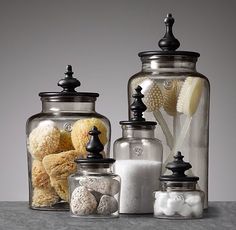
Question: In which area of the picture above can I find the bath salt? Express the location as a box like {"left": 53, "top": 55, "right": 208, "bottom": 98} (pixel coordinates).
{"left": 114, "top": 160, "right": 162, "bottom": 214}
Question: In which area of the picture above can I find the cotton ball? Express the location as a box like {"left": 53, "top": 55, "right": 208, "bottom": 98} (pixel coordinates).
{"left": 154, "top": 192, "right": 169, "bottom": 209}
{"left": 178, "top": 203, "right": 192, "bottom": 217}
{"left": 167, "top": 194, "right": 185, "bottom": 212}
{"left": 154, "top": 199, "right": 164, "bottom": 215}
{"left": 185, "top": 194, "right": 201, "bottom": 206}
{"left": 162, "top": 205, "right": 175, "bottom": 216}
{"left": 191, "top": 203, "right": 203, "bottom": 217}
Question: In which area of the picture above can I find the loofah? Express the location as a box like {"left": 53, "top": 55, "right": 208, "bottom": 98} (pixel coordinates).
{"left": 28, "top": 120, "right": 60, "bottom": 160}
{"left": 177, "top": 77, "right": 204, "bottom": 116}
{"left": 163, "top": 80, "right": 182, "bottom": 116}
{"left": 56, "top": 130, "right": 74, "bottom": 153}
{"left": 42, "top": 150, "right": 79, "bottom": 179}
{"left": 32, "top": 160, "right": 50, "bottom": 188}
{"left": 32, "top": 187, "right": 59, "bottom": 207}
{"left": 71, "top": 118, "right": 108, "bottom": 157}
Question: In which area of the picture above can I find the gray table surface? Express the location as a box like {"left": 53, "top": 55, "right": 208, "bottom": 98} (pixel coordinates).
{"left": 0, "top": 202, "right": 235, "bottom": 230}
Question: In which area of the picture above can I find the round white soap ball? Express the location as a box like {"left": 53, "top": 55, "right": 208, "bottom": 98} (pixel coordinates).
{"left": 167, "top": 194, "right": 185, "bottom": 212}
{"left": 178, "top": 203, "right": 192, "bottom": 217}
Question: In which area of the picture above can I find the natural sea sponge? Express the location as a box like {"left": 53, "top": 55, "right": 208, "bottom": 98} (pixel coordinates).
{"left": 28, "top": 120, "right": 60, "bottom": 160}
{"left": 42, "top": 150, "right": 79, "bottom": 179}
{"left": 50, "top": 177, "right": 69, "bottom": 202}
{"left": 32, "top": 187, "right": 59, "bottom": 207}
{"left": 71, "top": 118, "right": 108, "bottom": 157}
{"left": 56, "top": 130, "right": 74, "bottom": 153}
{"left": 32, "top": 160, "right": 50, "bottom": 188}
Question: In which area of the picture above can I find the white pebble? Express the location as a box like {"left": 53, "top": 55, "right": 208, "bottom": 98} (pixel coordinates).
{"left": 178, "top": 203, "right": 192, "bottom": 217}
{"left": 185, "top": 194, "right": 201, "bottom": 206}
{"left": 70, "top": 186, "right": 97, "bottom": 215}
{"left": 97, "top": 195, "right": 118, "bottom": 215}
{"left": 191, "top": 203, "right": 203, "bottom": 217}
{"left": 167, "top": 194, "right": 185, "bottom": 212}
{"left": 80, "top": 177, "right": 120, "bottom": 196}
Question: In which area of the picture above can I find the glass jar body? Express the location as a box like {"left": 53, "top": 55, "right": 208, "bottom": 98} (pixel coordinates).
{"left": 26, "top": 99, "right": 111, "bottom": 210}
{"left": 68, "top": 167, "right": 120, "bottom": 218}
{"left": 128, "top": 55, "right": 210, "bottom": 208}
{"left": 153, "top": 181, "right": 204, "bottom": 219}
{"left": 113, "top": 125, "right": 163, "bottom": 214}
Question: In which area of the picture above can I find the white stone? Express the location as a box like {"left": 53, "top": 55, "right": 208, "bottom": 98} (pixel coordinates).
{"left": 178, "top": 203, "right": 192, "bottom": 217}
{"left": 70, "top": 186, "right": 97, "bottom": 215}
{"left": 97, "top": 195, "right": 118, "bottom": 215}
{"left": 79, "top": 177, "right": 120, "bottom": 196}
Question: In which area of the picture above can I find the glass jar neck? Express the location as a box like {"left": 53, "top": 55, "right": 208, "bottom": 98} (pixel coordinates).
{"left": 141, "top": 55, "right": 197, "bottom": 72}
{"left": 161, "top": 181, "right": 197, "bottom": 191}
{"left": 41, "top": 100, "right": 96, "bottom": 113}
{"left": 122, "top": 125, "right": 155, "bottom": 138}
{"left": 78, "top": 165, "right": 112, "bottom": 174}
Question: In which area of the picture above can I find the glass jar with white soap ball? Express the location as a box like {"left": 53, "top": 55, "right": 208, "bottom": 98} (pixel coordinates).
{"left": 26, "top": 65, "right": 111, "bottom": 210}
{"left": 128, "top": 14, "right": 210, "bottom": 208}
{"left": 153, "top": 152, "right": 204, "bottom": 219}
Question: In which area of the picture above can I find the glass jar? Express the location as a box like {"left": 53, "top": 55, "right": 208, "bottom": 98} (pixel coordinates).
{"left": 154, "top": 152, "right": 204, "bottom": 219}
{"left": 113, "top": 86, "right": 163, "bottom": 214}
{"left": 68, "top": 126, "right": 120, "bottom": 218}
{"left": 26, "top": 65, "right": 111, "bottom": 210}
{"left": 128, "top": 14, "right": 210, "bottom": 208}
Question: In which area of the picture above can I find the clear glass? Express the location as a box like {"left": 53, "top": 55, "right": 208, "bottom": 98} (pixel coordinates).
{"left": 68, "top": 164, "right": 120, "bottom": 218}
{"left": 113, "top": 125, "right": 163, "bottom": 214}
{"left": 128, "top": 55, "right": 210, "bottom": 208}
{"left": 26, "top": 97, "right": 111, "bottom": 210}
{"left": 153, "top": 181, "right": 204, "bottom": 219}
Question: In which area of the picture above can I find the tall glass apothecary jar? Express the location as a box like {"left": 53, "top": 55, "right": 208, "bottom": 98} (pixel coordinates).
{"left": 113, "top": 86, "right": 163, "bottom": 214}
{"left": 128, "top": 14, "right": 210, "bottom": 208}
{"left": 26, "top": 65, "right": 111, "bottom": 210}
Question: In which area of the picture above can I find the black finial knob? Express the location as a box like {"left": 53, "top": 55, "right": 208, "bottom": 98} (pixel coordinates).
{"left": 130, "top": 86, "right": 147, "bottom": 121}
{"left": 158, "top": 13, "right": 180, "bottom": 51}
{"left": 166, "top": 151, "right": 192, "bottom": 177}
{"left": 57, "top": 65, "right": 81, "bottom": 92}
{"left": 86, "top": 126, "right": 104, "bottom": 159}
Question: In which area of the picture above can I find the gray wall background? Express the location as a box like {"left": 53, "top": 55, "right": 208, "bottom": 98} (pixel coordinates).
{"left": 0, "top": 0, "right": 235, "bottom": 201}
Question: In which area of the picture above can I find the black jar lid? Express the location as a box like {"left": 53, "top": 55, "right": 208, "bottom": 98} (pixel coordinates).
{"left": 138, "top": 13, "right": 200, "bottom": 58}
{"left": 120, "top": 85, "right": 157, "bottom": 126}
{"left": 75, "top": 126, "right": 115, "bottom": 168}
{"left": 39, "top": 65, "right": 99, "bottom": 102}
{"left": 160, "top": 152, "right": 199, "bottom": 182}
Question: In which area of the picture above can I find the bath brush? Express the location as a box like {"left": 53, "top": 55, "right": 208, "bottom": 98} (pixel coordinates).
{"left": 141, "top": 79, "right": 174, "bottom": 149}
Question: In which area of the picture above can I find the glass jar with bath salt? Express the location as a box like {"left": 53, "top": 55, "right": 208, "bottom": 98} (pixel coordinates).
{"left": 128, "top": 14, "right": 210, "bottom": 208}
{"left": 154, "top": 151, "right": 204, "bottom": 219}
{"left": 68, "top": 126, "right": 120, "bottom": 218}
{"left": 113, "top": 86, "right": 163, "bottom": 214}
{"left": 26, "top": 65, "right": 111, "bottom": 210}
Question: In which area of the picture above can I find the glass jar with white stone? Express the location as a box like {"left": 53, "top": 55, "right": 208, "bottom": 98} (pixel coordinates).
{"left": 68, "top": 126, "right": 120, "bottom": 218}
{"left": 153, "top": 152, "right": 204, "bottom": 219}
